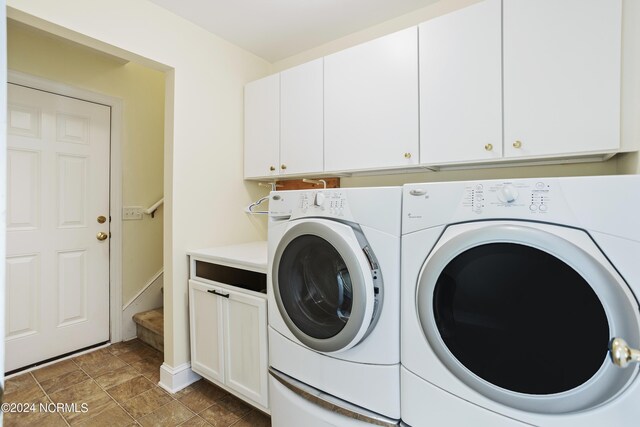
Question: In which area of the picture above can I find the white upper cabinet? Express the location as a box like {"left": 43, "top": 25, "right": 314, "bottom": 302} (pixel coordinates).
{"left": 419, "top": 0, "right": 502, "bottom": 165}
{"left": 503, "top": 0, "right": 622, "bottom": 158}
{"left": 280, "top": 59, "right": 324, "bottom": 176}
{"left": 243, "top": 0, "right": 626, "bottom": 178}
{"left": 324, "top": 27, "right": 419, "bottom": 172}
{"left": 244, "top": 74, "right": 280, "bottom": 179}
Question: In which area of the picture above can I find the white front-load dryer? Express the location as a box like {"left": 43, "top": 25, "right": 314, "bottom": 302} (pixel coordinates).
{"left": 401, "top": 175, "right": 640, "bottom": 426}
{"left": 268, "top": 186, "right": 402, "bottom": 425}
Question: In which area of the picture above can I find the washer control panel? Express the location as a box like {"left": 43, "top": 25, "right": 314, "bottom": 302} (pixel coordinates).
{"left": 463, "top": 181, "right": 552, "bottom": 215}
{"left": 271, "top": 190, "right": 350, "bottom": 219}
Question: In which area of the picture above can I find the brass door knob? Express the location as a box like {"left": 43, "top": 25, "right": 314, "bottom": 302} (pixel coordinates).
{"left": 610, "top": 337, "right": 640, "bottom": 368}
{"left": 97, "top": 215, "right": 107, "bottom": 224}
{"left": 96, "top": 232, "right": 108, "bottom": 241}
{"left": 404, "top": 152, "right": 412, "bottom": 159}
{"left": 485, "top": 143, "right": 493, "bottom": 151}
{"left": 513, "top": 140, "right": 522, "bottom": 149}
{"left": 280, "top": 164, "right": 287, "bottom": 170}
{"left": 269, "top": 166, "right": 276, "bottom": 171}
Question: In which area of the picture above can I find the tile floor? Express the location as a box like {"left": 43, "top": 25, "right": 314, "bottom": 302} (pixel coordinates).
{"left": 3, "top": 339, "right": 271, "bottom": 426}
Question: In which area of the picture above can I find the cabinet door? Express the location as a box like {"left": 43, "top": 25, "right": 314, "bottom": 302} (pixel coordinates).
{"left": 280, "top": 59, "right": 324, "bottom": 176}
{"left": 244, "top": 74, "right": 280, "bottom": 178}
{"left": 188, "top": 280, "right": 225, "bottom": 383}
{"left": 324, "top": 27, "right": 419, "bottom": 172}
{"left": 419, "top": 0, "right": 502, "bottom": 164}
{"left": 224, "top": 289, "right": 268, "bottom": 408}
{"left": 504, "top": 0, "right": 621, "bottom": 158}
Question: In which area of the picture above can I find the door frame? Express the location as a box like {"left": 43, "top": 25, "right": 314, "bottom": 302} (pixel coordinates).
{"left": 8, "top": 70, "right": 124, "bottom": 343}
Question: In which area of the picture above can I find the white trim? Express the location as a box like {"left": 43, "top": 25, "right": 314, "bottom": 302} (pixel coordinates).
{"left": 122, "top": 270, "right": 164, "bottom": 341}
{"left": 0, "top": 1, "right": 7, "bottom": 385}
{"left": 159, "top": 362, "right": 202, "bottom": 394}
{"left": 7, "top": 70, "right": 124, "bottom": 343}
{"left": 123, "top": 268, "right": 164, "bottom": 309}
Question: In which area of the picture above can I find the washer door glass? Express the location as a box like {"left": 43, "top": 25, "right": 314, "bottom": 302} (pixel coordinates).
{"left": 433, "top": 242, "right": 608, "bottom": 394}
{"left": 278, "top": 234, "right": 353, "bottom": 339}
{"left": 272, "top": 219, "right": 377, "bottom": 353}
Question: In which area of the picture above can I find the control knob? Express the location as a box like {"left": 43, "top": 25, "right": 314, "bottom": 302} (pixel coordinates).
{"left": 314, "top": 192, "right": 325, "bottom": 206}
{"left": 497, "top": 185, "right": 519, "bottom": 204}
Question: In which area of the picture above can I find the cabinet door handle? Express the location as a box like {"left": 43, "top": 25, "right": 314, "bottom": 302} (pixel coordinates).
{"left": 207, "top": 289, "right": 230, "bottom": 298}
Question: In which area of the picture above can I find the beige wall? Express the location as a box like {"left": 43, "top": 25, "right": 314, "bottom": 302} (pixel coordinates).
{"left": 7, "top": 0, "right": 271, "bottom": 369}
{"left": 618, "top": 152, "right": 640, "bottom": 174}
{"left": 7, "top": 21, "right": 165, "bottom": 305}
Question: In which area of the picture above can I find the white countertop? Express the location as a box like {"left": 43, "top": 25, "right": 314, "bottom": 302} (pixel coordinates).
{"left": 187, "top": 241, "right": 268, "bottom": 273}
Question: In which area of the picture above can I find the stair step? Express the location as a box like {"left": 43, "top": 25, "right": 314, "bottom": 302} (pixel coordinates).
{"left": 133, "top": 308, "right": 163, "bottom": 352}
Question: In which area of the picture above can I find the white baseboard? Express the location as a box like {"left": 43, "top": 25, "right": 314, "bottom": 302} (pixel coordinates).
{"left": 122, "top": 270, "right": 164, "bottom": 340}
{"left": 158, "top": 362, "right": 201, "bottom": 394}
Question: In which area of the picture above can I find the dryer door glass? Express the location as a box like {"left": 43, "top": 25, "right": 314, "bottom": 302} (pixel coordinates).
{"left": 278, "top": 235, "right": 354, "bottom": 339}
{"left": 432, "top": 242, "right": 609, "bottom": 395}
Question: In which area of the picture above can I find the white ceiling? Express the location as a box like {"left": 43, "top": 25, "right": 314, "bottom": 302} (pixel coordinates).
{"left": 147, "top": 0, "right": 440, "bottom": 62}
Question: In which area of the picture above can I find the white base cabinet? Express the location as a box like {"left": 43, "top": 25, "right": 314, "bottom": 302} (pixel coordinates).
{"left": 189, "top": 279, "right": 269, "bottom": 412}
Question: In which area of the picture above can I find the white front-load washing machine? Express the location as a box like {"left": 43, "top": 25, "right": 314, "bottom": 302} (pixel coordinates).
{"left": 401, "top": 175, "right": 640, "bottom": 426}
{"left": 268, "top": 186, "right": 402, "bottom": 426}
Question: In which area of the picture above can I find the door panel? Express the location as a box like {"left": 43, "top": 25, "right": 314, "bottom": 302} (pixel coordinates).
{"left": 57, "top": 249, "right": 88, "bottom": 327}
{"left": 5, "top": 254, "right": 39, "bottom": 339}
{"left": 324, "top": 27, "right": 419, "bottom": 172}
{"left": 280, "top": 59, "right": 324, "bottom": 176}
{"left": 225, "top": 289, "right": 268, "bottom": 407}
{"left": 7, "top": 149, "right": 40, "bottom": 230}
{"left": 6, "top": 83, "right": 110, "bottom": 371}
{"left": 244, "top": 74, "right": 280, "bottom": 178}
{"left": 189, "top": 280, "right": 225, "bottom": 383}
{"left": 419, "top": 0, "right": 502, "bottom": 164}
{"left": 503, "top": 0, "right": 621, "bottom": 157}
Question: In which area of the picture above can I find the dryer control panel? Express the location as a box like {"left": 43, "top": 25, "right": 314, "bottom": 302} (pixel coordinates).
{"left": 463, "top": 180, "right": 552, "bottom": 215}
{"left": 403, "top": 178, "right": 570, "bottom": 235}
{"left": 403, "top": 175, "right": 638, "bottom": 239}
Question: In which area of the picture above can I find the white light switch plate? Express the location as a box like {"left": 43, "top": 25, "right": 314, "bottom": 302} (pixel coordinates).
{"left": 123, "top": 206, "right": 144, "bottom": 220}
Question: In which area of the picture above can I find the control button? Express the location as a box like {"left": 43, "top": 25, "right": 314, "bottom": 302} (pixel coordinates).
{"left": 497, "top": 185, "right": 519, "bottom": 203}
{"left": 539, "top": 204, "right": 548, "bottom": 212}
{"left": 529, "top": 204, "right": 538, "bottom": 211}
{"left": 536, "top": 182, "right": 545, "bottom": 189}
{"left": 314, "top": 192, "right": 325, "bottom": 206}
{"left": 475, "top": 184, "right": 483, "bottom": 191}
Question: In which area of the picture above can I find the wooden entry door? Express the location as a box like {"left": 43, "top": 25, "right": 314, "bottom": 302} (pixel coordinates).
{"left": 5, "top": 83, "right": 111, "bottom": 372}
